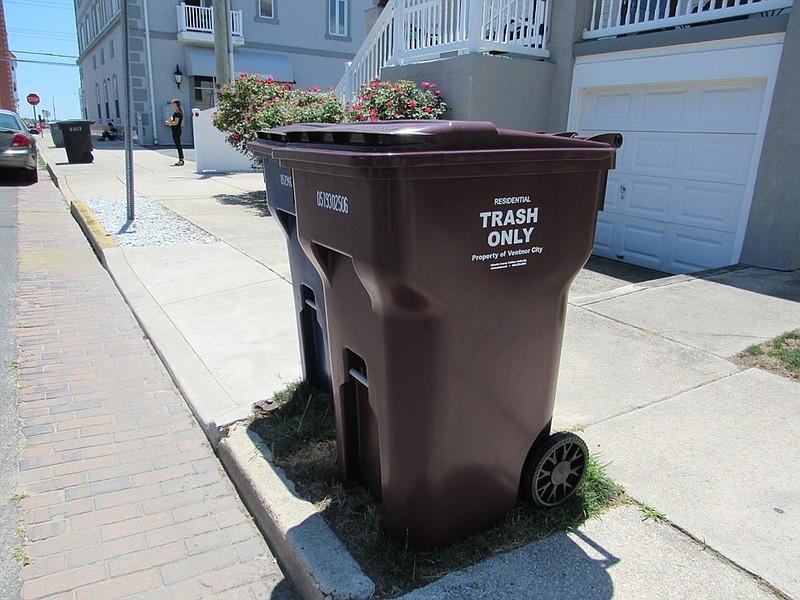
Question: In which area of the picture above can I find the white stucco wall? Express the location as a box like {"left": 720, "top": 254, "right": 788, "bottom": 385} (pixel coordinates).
{"left": 191, "top": 107, "right": 253, "bottom": 173}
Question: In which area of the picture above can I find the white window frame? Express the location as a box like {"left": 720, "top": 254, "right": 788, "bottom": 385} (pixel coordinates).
{"left": 259, "top": 0, "right": 275, "bottom": 19}
{"left": 328, "top": 0, "right": 349, "bottom": 38}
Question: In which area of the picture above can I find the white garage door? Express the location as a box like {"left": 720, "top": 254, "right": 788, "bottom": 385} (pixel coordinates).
{"left": 580, "top": 80, "right": 766, "bottom": 273}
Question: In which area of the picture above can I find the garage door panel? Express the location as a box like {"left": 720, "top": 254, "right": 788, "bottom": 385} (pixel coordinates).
{"left": 585, "top": 91, "right": 636, "bottom": 131}
{"left": 583, "top": 82, "right": 763, "bottom": 134}
{"left": 628, "top": 135, "right": 680, "bottom": 176}
{"left": 641, "top": 89, "right": 687, "bottom": 124}
{"left": 622, "top": 223, "right": 665, "bottom": 263}
{"left": 585, "top": 131, "right": 754, "bottom": 185}
{"left": 626, "top": 179, "right": 672, "bottom": 220}
{"left": 672, "top": 231, "right": 734, "bottom": 273}
{"left": 603, "top": 175, "right": 744, "bottom": 233}
{"left": 593, "top": 218, "right": 615, "bottom": 255}
{"left": 592, "top": 214, "right": 738, "bottom": 274}
{"left": 696, "top": 84, "right": 765, "bottom": 132}
{"left": 684, "top": 135, "right": 755, "bottom": 185}
{"left": 679, "top": 183, "right": 744, "bottom": 232}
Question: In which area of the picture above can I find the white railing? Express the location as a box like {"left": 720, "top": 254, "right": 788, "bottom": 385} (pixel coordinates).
{"left": 585, "top": 0, "right": 792, "bottom": 38}
{"left": 337, "top": 0, "right": 550, "bottom": 100}
{"left": 177, "top": 4, "right": 243, "bottom": 38}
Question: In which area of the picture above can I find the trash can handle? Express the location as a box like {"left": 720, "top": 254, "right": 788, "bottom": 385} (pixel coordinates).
{"left": 349, "top": 368, "right": 369, "bottom": 388}
{"left": 585, "top": 133, "right": 623, "bottom": 148}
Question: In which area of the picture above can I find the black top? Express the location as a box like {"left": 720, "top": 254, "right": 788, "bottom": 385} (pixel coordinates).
{"left": 171, "top": 111, "right": 183, "bottom": 132}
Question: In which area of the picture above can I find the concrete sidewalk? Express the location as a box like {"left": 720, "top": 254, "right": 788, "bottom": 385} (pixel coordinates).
{"left": 38, "top": 135, "right": 799, "bottom": 599}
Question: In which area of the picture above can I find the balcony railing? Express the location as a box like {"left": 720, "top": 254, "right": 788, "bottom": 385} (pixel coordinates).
{"left": 584, "top": 0, "right": 792, "bottom": 39}
{"left": 176, "top": 3, "right": 243, "bottom": 40}
{"left": 337, "top": 0, "right": 550, "bottom": 101}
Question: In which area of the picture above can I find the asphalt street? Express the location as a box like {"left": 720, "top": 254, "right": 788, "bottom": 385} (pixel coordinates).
{"left": 0, "top": 175, "right": 22, "bottom": 600}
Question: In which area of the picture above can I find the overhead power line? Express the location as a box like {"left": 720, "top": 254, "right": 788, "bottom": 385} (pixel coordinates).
{"left": 11, "top": 50, "right": 79, "bottom": 59}
{"left": 0, "top": 57, "right": 78, "bottom": 67}
{"left": 9, "top": 30, "right": 76, "bottom": 40}
{"left": 6, "top": 0, "right": 74, "bottom": 9}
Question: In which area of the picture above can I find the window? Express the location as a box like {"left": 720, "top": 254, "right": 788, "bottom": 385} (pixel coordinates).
{"left": 259, "top": 0, "right": 274, "bottom": 18}
{"left": 92, "top": 5, "right": 99, "bottom": 36}
{"left": 92, "top": 54, "right": 97, "bottom": 70}
{"left": 100, "top": 48, "right": 105, "bottom": 65}
{"left": 103, "top": 80, "right": 110, "bottom": 120}
{"left": 328, "top": 0, "right": 348, "bottom": 37}
{"left": 109, "top": 39, "right": 114, "bottom": 59}
{"left": 112, "top": 75, "right": 120, "bottom": 118}
{"left": 95, "top": 84, "right": 101, "bottom": 120}
{"left": 193, "top": 76, "right": 216, "bottom": 111}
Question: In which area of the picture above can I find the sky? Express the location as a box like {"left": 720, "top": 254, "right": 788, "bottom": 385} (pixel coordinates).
{"left": 5, "top": 0, "right": 81, "bottom": 120}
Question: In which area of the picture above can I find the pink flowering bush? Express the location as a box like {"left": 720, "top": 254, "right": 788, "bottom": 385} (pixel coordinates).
{"left": 213, "top": 75, "right": 447, "bottom": 159}
{"left": 212, "top": 74, "right": 346, "bottom": 157}
{"left": 285, "top": 86, "right": 347, "bottom": 125}
{"left": 346, "top": 79, "right": 447, "bottom": 121}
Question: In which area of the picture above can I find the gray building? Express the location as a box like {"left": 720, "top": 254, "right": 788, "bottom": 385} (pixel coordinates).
{"left": 339, "top": 0, "right": 798, "bottom": 273}
{"left": 75, "top": 0, "right": 378, "bottom": 145}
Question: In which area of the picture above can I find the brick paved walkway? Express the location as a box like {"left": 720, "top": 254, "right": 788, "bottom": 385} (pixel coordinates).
{"left": 13, "top": 178, "right": 297, "bottom": 599}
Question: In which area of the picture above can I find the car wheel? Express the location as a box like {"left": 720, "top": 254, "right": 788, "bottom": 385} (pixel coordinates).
{"left": 25, "top": 168, "right": 38, "bottom": 184}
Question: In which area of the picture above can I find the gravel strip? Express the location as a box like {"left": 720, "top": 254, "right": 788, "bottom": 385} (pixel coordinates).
{"left": 82, "top": 195, "right": 219, "bottom": 247}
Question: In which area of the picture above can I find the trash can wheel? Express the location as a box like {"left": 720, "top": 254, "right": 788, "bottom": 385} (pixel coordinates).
{"left": 522, "top": 432, "right": 588, "bottom": 508}
{"left": 82, "top": 151, "right": 94, "bottom": 163}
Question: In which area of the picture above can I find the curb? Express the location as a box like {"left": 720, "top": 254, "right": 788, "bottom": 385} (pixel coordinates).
{"left": 219, "top": 425, "right": 375, "bottom": 600}
{"left": 70, "top": 199, "right": 118, "bottom": 258}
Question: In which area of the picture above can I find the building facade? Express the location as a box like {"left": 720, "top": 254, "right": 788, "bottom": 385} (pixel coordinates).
{"left": 75, "top": 0, "right": 378, "bottom": 145}
{"left": 0, "top": 0, "right": 18, "bottom": 112}
{"left": 343, "top": 0, "right": 798, "bottom": 273}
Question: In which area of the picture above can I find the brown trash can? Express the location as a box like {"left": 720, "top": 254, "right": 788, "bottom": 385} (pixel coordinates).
{"left": 269, "top": 121, "right": 621, "bottom": 549}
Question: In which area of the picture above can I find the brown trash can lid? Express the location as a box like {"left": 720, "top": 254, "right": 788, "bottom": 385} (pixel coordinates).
{"left": 255, "top": 120, "right": 621, "bottom": 153}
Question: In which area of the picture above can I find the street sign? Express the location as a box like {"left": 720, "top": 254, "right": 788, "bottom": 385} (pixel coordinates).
{"left": 26, "top": 93, "right": 40, "bottom": 106}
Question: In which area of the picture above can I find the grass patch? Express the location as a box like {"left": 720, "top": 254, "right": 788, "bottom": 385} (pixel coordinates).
{"left": 250, "top": 382, "right": 626, "bottom": 598}
{"left": 8, "top": 491, "right": 29, "bottom": 503}
{"left": 12, "top": 524, "right": 32, "bottom": 566}
{"left": 637, "top": 502, "right": 666, "bottom": 522}
{"left": 733, "top": 329, "right": 800, "bottom": 381}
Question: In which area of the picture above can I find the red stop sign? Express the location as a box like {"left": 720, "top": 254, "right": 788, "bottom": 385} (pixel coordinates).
{"left": 27, "top": 93, "right": 40, "bottom": 106}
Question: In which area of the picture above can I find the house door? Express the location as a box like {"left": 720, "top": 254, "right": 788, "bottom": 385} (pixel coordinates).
{"left": 578, "top": 80, "right": 766, "bottom": 273}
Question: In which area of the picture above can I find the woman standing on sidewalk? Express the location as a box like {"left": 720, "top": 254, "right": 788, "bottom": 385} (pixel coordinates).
{"left": 164, "top": 99, "right": 184, "bottom": 166}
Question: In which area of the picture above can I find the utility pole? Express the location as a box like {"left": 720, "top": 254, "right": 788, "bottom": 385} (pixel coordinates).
{"left": 213, "top": 0, "right": 233, "bottom": 94}
{"left": 122, "top": 0, "right": 134, "bottom": 221}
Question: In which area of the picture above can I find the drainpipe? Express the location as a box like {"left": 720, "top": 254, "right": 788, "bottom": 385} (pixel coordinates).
{"left": 143, "top": 0, "right": 158, "bottom": 144}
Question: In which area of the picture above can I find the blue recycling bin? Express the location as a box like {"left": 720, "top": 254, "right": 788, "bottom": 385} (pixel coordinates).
{"left": 250, "top": 126, "right": 332, "bottom": 394}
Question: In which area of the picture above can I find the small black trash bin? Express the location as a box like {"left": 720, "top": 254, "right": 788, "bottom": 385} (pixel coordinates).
{"left": 58, "top": 120, "right": 94, "bottom": 163}
{"left": 270, "top": 120, "right": 622, "bottom": 549}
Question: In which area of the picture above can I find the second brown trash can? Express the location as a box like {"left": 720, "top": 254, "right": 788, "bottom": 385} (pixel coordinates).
{"left": 270, "top": 121, "right": 621, "bottom": 549}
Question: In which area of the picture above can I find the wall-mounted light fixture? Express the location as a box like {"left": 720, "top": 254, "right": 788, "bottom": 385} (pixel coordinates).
{"left": 174, "top": 65, "right": 183, "bottom": 89}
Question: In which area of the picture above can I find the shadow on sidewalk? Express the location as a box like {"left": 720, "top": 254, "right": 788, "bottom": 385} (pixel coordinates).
{"left": 701, "top": 265, "right": 800, "bottom": 303}
{"left": 583, "top": 256, "right": 670, "bottom": 285}
{"left": 0, "top": 171, "right": 37, "bottom": 187}
{"left": 214, "top": 189, "right": 271, "bottom": 217}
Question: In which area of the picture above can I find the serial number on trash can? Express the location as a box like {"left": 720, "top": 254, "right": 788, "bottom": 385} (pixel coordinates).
{"left": 316, "top": 190, "right": 349, "bottom": 214}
